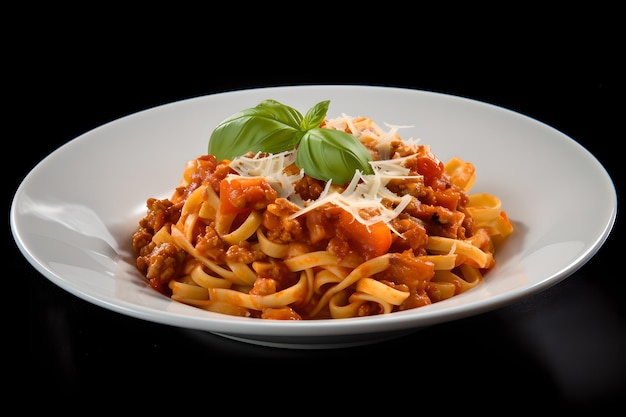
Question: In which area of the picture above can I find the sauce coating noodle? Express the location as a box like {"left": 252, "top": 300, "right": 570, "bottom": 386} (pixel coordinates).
{"left": 132, "top": 114, "right": 513, "bottom": 319}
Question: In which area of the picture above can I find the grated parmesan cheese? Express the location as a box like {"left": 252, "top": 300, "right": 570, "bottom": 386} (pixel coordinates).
{"left": 229, "top": 150, "right": 304, "bottom": 199}
{"left": 228, "top": 116, "right": 423, "bottom": 233}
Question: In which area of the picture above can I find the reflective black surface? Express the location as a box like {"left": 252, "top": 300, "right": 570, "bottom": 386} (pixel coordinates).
{"left": 16, "top": 47, "right": 623, "bottom": 407}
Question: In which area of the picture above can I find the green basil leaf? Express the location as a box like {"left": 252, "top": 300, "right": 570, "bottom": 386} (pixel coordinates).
{"left": 301, "top": 100, "right": 330, "bottom": 131}
{"left": 208, "top": 99, "right": 304, "bottom": 161}
{"left": 296, "top": 128, "right": 374, "bottom": 184}
{"left": 207, "top": 98, "right": 374, "bottom": 184}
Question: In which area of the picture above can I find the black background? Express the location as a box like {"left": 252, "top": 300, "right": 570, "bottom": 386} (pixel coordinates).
{"left": 11, "top": 11, "right": 623, "bottom": 410}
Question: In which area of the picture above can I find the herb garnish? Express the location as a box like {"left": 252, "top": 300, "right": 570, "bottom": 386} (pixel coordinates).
{"left": 208, "top": 99, "right": 374, "bottom": 184}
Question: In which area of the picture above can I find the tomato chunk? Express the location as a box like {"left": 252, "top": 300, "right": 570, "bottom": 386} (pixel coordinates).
{"left": 337, "top": 209, "right": 392, "bottom": 259}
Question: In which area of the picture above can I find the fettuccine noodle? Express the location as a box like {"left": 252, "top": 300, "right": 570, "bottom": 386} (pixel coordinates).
{"left": 132, "top": 114, "right": 513, "bottom": 319}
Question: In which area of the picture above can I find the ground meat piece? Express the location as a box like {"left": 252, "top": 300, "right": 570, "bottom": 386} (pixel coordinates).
{"left": 132, "top": 198, "right": 182, "bottom": 256}
{"left": 404, "top": 202, "right": 466, "bottom": 239}
{"left": 132, "top": 228, "right": 154, "bottom": 255}
{"left": 225, "top": 241, "right": 266, "bottom": 264}
{"left": 249, "top": 277, "right": 278, "bottom": 296}
{"left": 293, "top": 173, "right": 325, "bottom": 201}
{"left": 388, "top": 216, "right": 429, "bottom": 253}
{"left": 138, "top": 198, "right": 181, "bottom": 234}
{"left": 136, "top": 242, "right": 186, "bottom": 295}
{"left": 262, "top": 198, "right": 305, "bottom": 243}
{"left": 195, "top": 225, "right": 227, "bottom": 261}
{"left": 221, "top": 176, "right": 278, "bottom": 212}
{"left": 252, "top": 259, "right": 299, "bottom": 289}
{"left": 375, "top": 252, "right": 435, "bottom": 310}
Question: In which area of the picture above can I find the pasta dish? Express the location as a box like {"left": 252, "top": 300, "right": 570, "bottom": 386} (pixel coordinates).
{"left": 132, "top": 100, "right": 513, "bottom": 320}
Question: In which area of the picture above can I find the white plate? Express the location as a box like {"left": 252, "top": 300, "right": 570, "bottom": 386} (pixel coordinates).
{"left": 12, "top": 85, "right": 617, "bottom": 349}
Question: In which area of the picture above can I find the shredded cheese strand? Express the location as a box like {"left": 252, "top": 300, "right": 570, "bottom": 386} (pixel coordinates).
{"left": 228, "top": 116, "right": 422, "bottom": 232}
{"left": 229, "top": 151, "right": 304, "bottom": 199}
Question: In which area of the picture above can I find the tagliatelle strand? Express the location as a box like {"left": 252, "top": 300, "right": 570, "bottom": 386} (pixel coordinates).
{"left": 132, "top": 108, "right": 513, "bottom": 320}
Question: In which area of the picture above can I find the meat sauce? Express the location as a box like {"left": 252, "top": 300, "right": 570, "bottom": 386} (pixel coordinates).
{"left": 132, "top": 133, "right": 476, "bottom": 319}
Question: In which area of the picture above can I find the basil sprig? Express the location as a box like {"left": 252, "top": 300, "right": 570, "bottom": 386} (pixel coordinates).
{"left": 208, "top": 99, "right": 373, "bottom": 184}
